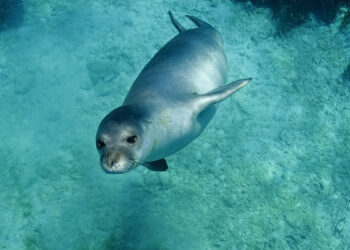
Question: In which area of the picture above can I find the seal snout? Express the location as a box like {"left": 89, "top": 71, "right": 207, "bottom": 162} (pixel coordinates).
{"left": 100, "top": 151, "right": 134, "bottom": 174}
{"left": 107, "top": 152, "right": 119, "bottom": 168}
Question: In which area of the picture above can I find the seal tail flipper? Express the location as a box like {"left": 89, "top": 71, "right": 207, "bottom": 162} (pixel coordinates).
{"left": 193, "top": 78, "right": 252, "bottom": 114}
{"left": 168, "top": 11, "right": 185, "bottom": 33}
{"left": 143, "top": 159, "right": 168, "bottom": 171}
{"left": 186, "top": 15, "right": 212, "bottom": 28}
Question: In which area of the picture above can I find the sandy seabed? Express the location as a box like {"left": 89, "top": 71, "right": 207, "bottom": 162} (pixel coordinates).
{"left": 0, "top": 0, "right": 349, "bottom": 249}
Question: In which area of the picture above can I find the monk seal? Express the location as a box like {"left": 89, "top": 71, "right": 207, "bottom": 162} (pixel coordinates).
{"left": 96, "top": 11, "right": 251, "bottom": 174}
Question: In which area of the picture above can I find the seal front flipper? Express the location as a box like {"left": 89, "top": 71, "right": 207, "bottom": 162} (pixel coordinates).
{"left": 143, "top": 159, "right": 168, "bottom": 171}
{"left": 193, "top": 78, "right": 252, "bottom": 114}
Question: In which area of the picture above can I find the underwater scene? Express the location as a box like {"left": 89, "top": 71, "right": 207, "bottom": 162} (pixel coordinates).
{"left": 1, "top": 0, "right": 350, "bottom": 249}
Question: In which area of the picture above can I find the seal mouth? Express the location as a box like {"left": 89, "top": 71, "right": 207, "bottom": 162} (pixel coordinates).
{"left": 100, "top": 153, "right": 137, "bottom": 174}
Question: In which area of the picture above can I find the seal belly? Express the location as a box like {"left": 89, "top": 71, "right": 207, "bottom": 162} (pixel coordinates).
{"left": 123, "top": 26, "right": 228, "bottom": 105}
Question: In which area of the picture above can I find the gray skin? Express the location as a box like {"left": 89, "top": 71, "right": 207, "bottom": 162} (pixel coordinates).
{"left": 96, "top": 12, "right": 251, "bottom": 174}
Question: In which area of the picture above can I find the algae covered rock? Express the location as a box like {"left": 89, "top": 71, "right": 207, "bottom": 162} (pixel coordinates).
{"left": 235, "top": 0, "right": 350, "bottom": 33}
{"left": 343, "top": 62, "right": 350, "bottom": 81}
{"left": 0, "top": 0, "right": 24, "bottom": 31}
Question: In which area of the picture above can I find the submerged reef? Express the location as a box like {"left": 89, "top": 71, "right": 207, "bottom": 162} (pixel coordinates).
{"left": 340, "top": 8, "right": 350, "bottom": 30}
{"left": 343, "top": 62, "right": 350, "bottom": 81}
{"left": 235, "top": 0, "right": 350, "bottom": 33}
{"left": 0, "top": 0, "right": 24, "bottom": 31}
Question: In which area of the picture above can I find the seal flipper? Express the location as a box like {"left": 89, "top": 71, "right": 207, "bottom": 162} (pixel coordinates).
{"left": 186, "top": 15, "right": 211, "bottom": 28}
{"left": 168, "top": 11, "right": 185, "bottom": 34}
{"left": 193, "top": 78, "right": 252, "bottom": 114}
{"left": 143, "top": 159, "right": 168, "bottom": 171}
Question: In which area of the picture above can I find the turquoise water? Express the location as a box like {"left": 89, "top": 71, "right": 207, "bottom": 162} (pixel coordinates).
{"left": 1, "top": 0, "right": 350, "bottom": 249}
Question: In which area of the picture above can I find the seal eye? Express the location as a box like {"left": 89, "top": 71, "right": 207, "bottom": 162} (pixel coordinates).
{"left": 127, "top": 135, "right": 137, "bottom": 144}
{"left": 96, "top": 139, "right": 105, "bottom": 149}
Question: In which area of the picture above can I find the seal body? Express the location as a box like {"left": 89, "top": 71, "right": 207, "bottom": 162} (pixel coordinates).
{"left": 124, "top": 18, "right": 227, "bottom": 161}
{"left": 96, "top": 13, "right": 251, "bottom": 173}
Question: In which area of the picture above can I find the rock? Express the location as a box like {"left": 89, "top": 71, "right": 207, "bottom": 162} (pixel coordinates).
{"left": 343, "top": 63, "right": 350, "bottom": 81}
{"left": 129, "top": 171, "right": 144, "bottom": 187}
{"left": 86, "top": 60, "right": 118, "bottom": 86}
{"left": 158, "top": 171, "right": 170, "bottom": 186}
{"left": 14, "top": 78, "right": 31, "bottom": 94}
{"left": 0, "top": 56, "right": 6, "bottom": 66}
{"left": 0, "top": 0, "right": 24, "bottom": 31}
{"left": 236, "top": 0, "right": 350, "bottom": 33}
{"left": 86, "top": 60, "right": 119, "bottom": 96}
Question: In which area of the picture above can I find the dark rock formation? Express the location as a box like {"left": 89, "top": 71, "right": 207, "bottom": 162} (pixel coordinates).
{"left": 343, "top": 62, "right": 350, "bottom": 81}
{"left": 0, "top": 0, "right": 24, "bottom": 31}
{"left": 235, "top": 0, "right": 350, "bottom": 33}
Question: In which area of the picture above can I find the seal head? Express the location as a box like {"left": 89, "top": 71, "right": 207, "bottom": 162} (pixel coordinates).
{"left": 96, "top": 105, "right": 146, "bottom": 174}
